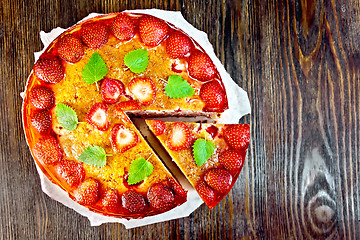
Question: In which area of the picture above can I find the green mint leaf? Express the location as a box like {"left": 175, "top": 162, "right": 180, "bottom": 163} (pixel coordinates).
{"left": 164, "top": 75, "right": 195, "bottom": 99}
{"left": 82, "top": 52, "right": 108, "bottom": 84}
{"left": 127, "top": 157, "right": 154, "bottom": 185}
{"left": 124, "top": 49, "right": 149, "bottom": 73}
{"left": 78, "top": 145, "right": 107, "bottom": 168}
{"left": 55, "top": 103, "right": 78, "bottom": 131}
{"left": 192, "top": 138, "right": 216, "bottom": 167}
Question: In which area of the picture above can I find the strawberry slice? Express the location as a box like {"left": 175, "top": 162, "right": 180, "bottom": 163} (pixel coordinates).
{"left": 99, "top": 189, "right": 121, "bottom": 212}
{"left": 188, "top": 51, "right": 216, "bottom": 81}
{"left": 139, "top": 15, "right": 169, "bottom": 46}
{"left": 204, "top": 168, "right": 232, "bottom": 193}
{"left": 110, "top": 14, "right": 135, "bottom": 41}
{"left": 86, "top": 103, "right": 110, "bottom": 131}
{"left": 195, "top": 181, "right": 215, "bottom": 203}
{"left": 100, "top": 78, "right": 125, "bottom": 104}
{"left": 33, "top": 56, "right": 64, "bottom": 84}
{"left": 168, "top": 177, "right": 187, "bottom": 198}
{"left": 147, "top": 183, "right": 175, "bottom": 210}
{"left": 147, "top": 120, "right": 166, "bottom": 136}
{"left": 29, "top": 86, "right": 55, "bottom": 110}
{"left": 57, "top": 34, "right": 84, "bottom": 63}
{"left": 199, "top": 80, "right": 226, "bottom": 111}
{"left": 219, "top": 149, "right": 244, "bottom": 174}
{"left": 128, "top": 78, "right": 156, "bottom": 106}
{"left": 166, "top": 32, "right": 192, "bottom": 59}
{"left": 113, "top": 100, "right": 140, "bottom": 112}
{"left": 113, "top": 109, "right": 132, "bottom": 125}
{"left": 111, "top": 124, "right": 139, "bottom": 153}
{"left": 31, "top": 110, "right": 52, "bottom": 133}
{"left": 33, "top": 136, "right": 63, "bottom": 165}
{"left": 224, "top": 124, "right": 250, "bottom": 150}
{"left": 122, "top": 190, "right": 146, "bottom": 214}
{"left": 81, "top": 22, "right": 109, "bottom": 49}
{"left": 55, "top": 160, "right": 85, "bottom": 187}
{"left": 165, "top": 122, "right": 191, "bottom": 151}
{"left": 74, "top": 178, "right": 100, "bottom": 206}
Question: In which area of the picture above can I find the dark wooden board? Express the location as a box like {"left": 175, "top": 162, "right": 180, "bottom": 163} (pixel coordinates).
{"left": 0, "top": 0, "right": 359, "bottom": 239}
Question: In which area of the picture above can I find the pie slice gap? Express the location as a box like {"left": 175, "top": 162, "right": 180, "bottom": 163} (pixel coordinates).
{"left": 146, "top": 120, "right": 250, "bottom": 209}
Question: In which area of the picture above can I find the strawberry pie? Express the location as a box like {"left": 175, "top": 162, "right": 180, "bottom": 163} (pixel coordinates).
{"left": 22, "top": 12, "right": 248, "bottom": 219}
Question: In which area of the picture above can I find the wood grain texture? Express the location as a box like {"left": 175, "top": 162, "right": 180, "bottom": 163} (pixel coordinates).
{"left": 0, "top": 0, "right": 359, "bottom": 239}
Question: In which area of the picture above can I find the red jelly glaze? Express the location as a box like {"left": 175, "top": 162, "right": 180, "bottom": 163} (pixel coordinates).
{"left": 206, "top": 125, "right": 218, "bottom": 139}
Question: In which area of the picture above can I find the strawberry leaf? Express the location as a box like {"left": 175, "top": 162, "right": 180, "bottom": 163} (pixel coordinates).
{"left": 192, "top": 138, "right": 216, "bottom": 167}
{"left": 78, "top": 145, "right": 107, "bottom": 168}
{"left": 82, "top": 52, "right": 108, "bottom": 84}
{"left": 164, "top": 75, "right": 195, "bottom": 99}
{"left": 127, "top": 157, "right": 154, "bottom": 185}
{"left": 55, "top": 103, "right": 78, "bottom": 131}
{"left": 124, "top": 49, "right": 149, "bottom": 73}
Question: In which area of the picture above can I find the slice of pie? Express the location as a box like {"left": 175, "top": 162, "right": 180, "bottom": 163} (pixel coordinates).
{"left": 22, "top": 11, "right": 241, "bottom": 219}
{"left": 146, "top": 120, "right": 250, "bottom": 209}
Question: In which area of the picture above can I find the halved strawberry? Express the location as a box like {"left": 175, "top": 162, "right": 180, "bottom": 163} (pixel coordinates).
{"left": 128, "top": 78, "right": 156, "bottom": 106}
{"left": 99, "top": 189, "right": 121, "bottom": 212}
{"left": 147, "top": 120, "right": 166, "bottom": 136}
{"left": 86, "top": 103, "right": 110, "bottom": 131}
{"left": 33, "top": 56, "right": 64, "bottom": 84}
{"left": 188, "top": 51, "right": 216, "bottom": 81}
{"left": 219, "top": 149, "right": 244, "bottom": 174}
{"left": 55, "top": 160, "right": 85, "bottom": 187}
{"left": 224, "top": 124, "right": 250, "bottom": 150}
{"left": 122, "top": 190, "right": 146, "bottom": 213}
{"left": 139, "top": 15, "right": 169, "bottom": 46}
{"left": 57, "top": 34, "right": 84, "bottom": 63}
{"left": 33, "top": 136, "right": 63, "bottom": 165}
{"left": 31, "top": 110, "right": 52, "bottom": 133}
{"left": 199, "top": 80, "right": 226, "bottom": 111}
{"left": 204, "top": 168, "right": 232, "bottom": 193}
{"left": 110, "top": 14, "right": 135, "bottom": 41}
{"left": 168, "top": 177, "right": 187, "bottom": 198}
{"left": 147, "top": 183, "right": 175, "bottom": 210}
{"left": 74, "top": 178, "right": 100, "bottom": 206}
{"left": 100, "top": 78, "right": 125, "bottom": 104}
{"left": 111, "top": 124, "right": 139, "bottom": 153}
{"left": 29, "top": 86, "right": 55, "bottom": 110}
{"left": 166, "top": 32, "right": 192, "bottom": 59}
{"left": 165, "top": 122, "right": 191, "bottom": 151}
{"left": 195, "top": 181, "right": 215, "bottom": 204}
{"left": 113, "top": 100, "right": 140, "bottom": 112}
{"left": 81, "top": 22, "right": 109, "bottom": 49}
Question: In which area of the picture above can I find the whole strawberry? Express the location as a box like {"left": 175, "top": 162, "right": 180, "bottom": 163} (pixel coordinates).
{"left": 74, "top": 178, "right": 100, "bottom": 206}
{"left": 188, "top": 51, "right": 216, "bottom": 81}
{"left": 147, "top": 184, "right": 175, "bottom": 210}
{"left": 100, "top": 189, "right": 121, "bottom": 212}
{"left": 29, "top": 86, "right": 55, "bottom": 110}
{"left": 224, "top": 124, "right": 250, "bottom": 150}
{"left": 219, "top": 149, "right": 244, "bottom": 174}
{"left": 200, "top": 80, "right": 226, "bottom": 111}
{"left": 110, "top": 14, "right": 135, "bottom": 41}
{"left": 195, "top": 181, "right": 215, "bottom": 203}
{"left": 34, "top": 57, "right": 64, "bottom": 84}
{"left": 31, "top": 110, "right": 52, "bottom": 133}
{"left": 166, "top": 32, "right": 192, "bottom": 59}
{"left": 57, "top": 34, "right": 84, "bottom": 63}
{"left": 122, "top": 190, "right": 146, "bottom": 214}
{"left": 139, "top": 15, "right": 169, "bottom": 46}
{"left": 204, "top": 168, "right": 232, "bottom": 193}
{"left": 81, "top": 22, "right": 109, "bottom": 49}
{"left": 33, "top": 136, "right": 63, "bottom": 165}
{"left": 55, "top": 160, "right": 85, "bottom": 187}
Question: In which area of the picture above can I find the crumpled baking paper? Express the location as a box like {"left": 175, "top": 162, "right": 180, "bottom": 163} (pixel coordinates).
{"left": 23, "top": 9, "right": 251, "bottom": 228}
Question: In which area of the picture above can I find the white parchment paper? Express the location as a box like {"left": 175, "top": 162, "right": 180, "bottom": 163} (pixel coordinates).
{"left": 24, "top": 9, "right": 251, "bottom": 228}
